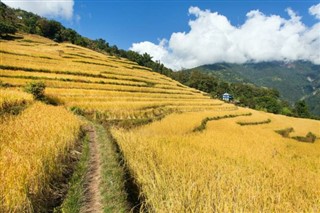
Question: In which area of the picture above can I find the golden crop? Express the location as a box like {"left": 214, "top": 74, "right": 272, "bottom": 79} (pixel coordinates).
{"left": 0, "top": 89, "right": 33, "bottom": 112}
{"left": 0, "top": 103, "right": 82, "bottom": 212}
{"left": 0, "top": 69, "right": 148, "bottom": 86}
{"left": 0, "top": 34, "right": 217, "bottom": 119}
{"left": 112, "top": 109, "right": 320, "bottom": 212}
{"left": 2, "top": 34, "right": 320, "bottom": 212}
{"left": 45, "top": 88, "right": 209, "bottom": 99}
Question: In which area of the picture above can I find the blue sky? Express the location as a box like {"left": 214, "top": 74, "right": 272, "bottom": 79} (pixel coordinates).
{"left": 3, "top": 0, "right": 320, "bottom": 68}
{"left": 61, "top": 0, "right": 319, "bottom": 49}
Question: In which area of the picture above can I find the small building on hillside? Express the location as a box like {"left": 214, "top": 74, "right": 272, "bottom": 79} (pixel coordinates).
{"left": 222, "top": 93, "right": 232, "bottom": 101}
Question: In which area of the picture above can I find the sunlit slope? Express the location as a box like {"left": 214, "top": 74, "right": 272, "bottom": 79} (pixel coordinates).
{"left": 1, "top": 34, "right": 320, "bottom": 212}
{"left": 112, "top": 108, "right": 320, "bottom": 212}
{"left": 0, "top": 90, "right": 83, "bottom": 212}
{"left": 0, "top": 34, "right": 235, "bottom": 119}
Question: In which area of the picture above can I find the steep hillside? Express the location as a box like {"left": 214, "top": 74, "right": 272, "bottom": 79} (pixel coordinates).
{"left": 187, "top": 61, "right": 320, "bottom": 115}
{"left": 0, "top": 91, "right": 83, "bottom": 212}
{"left": 0, "top": 34, "right": 232, "bottom": 119}
{"left": 0, "top": 2, "right": 173, "bottom": 76}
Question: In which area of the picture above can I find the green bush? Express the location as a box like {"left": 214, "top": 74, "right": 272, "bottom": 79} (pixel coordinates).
{"left": 275, "top": 127, "right": 294, "bottom": 138}
{"left": 24, "top": 81, "right": 46, "bottom": 100}
{"left": 0, "top": 22, "right": 17, "bottom": 36}
{"left": 237, "top": 119, "right": 271, "bottom": 126}
{"left": 292, "top": 132, "right": 317, "bottom": 143}
{"left": 306, "top": 132, "right": 317, "bottom": 142}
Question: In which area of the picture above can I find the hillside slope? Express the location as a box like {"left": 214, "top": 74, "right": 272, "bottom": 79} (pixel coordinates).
{"left": 112, "top": 107, "right": 320, "bottom": 212}
{"left": 0, "top": 34, "right": 233, "bottom": 119}
{"left": 1, "top": 34, "right": 320, "bottom": 212}
{"left": 187, "top": 61, "right": 320, "bottom": 115}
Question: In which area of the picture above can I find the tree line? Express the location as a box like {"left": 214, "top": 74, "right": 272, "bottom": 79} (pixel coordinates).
{"left": 172, "top": 70, "right": 314, "bottom": 118}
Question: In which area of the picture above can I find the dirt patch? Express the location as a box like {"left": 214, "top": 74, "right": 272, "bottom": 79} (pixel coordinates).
{"left": 80, "top": 126, "right": 103, "bottom": 213}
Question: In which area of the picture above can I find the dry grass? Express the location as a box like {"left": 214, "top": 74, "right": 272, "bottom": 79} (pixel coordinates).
{"left": 112, "top": 109, "right": 320, "bottom": 212}
{"left": 0, "top": 103, "right": 82, "bottom": 212}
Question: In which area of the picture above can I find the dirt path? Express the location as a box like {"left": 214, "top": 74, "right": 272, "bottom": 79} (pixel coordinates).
{"left": 80, "top": 125, "right": 103, "bottom": 213}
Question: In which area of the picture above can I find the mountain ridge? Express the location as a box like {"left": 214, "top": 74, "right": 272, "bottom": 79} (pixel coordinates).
{"left": 184, "top": 61, "right": 320, "bottom": 115}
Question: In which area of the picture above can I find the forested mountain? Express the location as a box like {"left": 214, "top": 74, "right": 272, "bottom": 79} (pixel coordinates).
{"left": 184, "top": 61, "right": 320, "bottom": 115}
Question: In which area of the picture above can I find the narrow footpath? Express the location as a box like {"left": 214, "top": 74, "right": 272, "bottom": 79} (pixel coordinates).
{"left": 80, "top": 122, "right": 130, "bottom": 213}
{"left": 80, "top": 125, "right": 103, "bottom": 213}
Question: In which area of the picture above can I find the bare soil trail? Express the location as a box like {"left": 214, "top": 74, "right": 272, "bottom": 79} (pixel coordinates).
{"left": 80, "top": 125, "right": 103, "bottom": 213}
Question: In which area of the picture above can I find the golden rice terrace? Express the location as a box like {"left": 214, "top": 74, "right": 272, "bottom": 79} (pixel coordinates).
{"left": 0, "top": 34, "right": 234, "bottom": 119}
{"left": 1, "top": 34, "right": 319, "bottom": 212}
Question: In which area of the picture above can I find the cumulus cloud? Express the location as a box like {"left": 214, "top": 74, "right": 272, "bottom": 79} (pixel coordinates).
{"left": 2, "top": 0, "right": 74, "bottom": 20}
{"left": 131, "top": 5, "right": 320, "bottom": 70}
{"left": 309, "top": 3, "right": 320, "bottom": 19}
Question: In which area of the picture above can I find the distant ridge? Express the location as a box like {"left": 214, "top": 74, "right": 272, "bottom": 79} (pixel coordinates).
{"left": 183, "top": 61, "right": 320, "bottom": 115}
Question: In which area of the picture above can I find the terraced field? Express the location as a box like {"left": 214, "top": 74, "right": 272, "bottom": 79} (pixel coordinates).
{"left": 0, "top": 100, "right": 83, "bottom": 212}
{"left": 0, "top": 34, "right": 236, "bottom": 120}
{"left": 1, "top": 34, "right": 319, "bottom": 212}
{"left": 112, "top": 108, "right": 320, "bottom": 212}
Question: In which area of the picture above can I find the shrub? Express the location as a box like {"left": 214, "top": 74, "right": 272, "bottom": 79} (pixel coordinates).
{"left": 193, "top": 113, "right": 252, "bottom": 132}
{"left": 292, "top": 132, "right": 317, "bottom": 143}
{"left": 237, "top": 119, "right": 271, "bottom": 126}
{"left": 24, "top": 81, "right": 46, "bottom": 100}
{"left": 306, "top": 132, "right": 317, "bottom": 142}
{"left": 275, "top": 127, "right": 294, "bottom": 138}
{"left": 276, "top": 128, "right": 317, "bottom": 143}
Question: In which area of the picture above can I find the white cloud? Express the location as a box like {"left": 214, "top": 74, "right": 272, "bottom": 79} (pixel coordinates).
{"left": 131, "top": 5, "right": 320, "bottom": 70}
{"left": 2, "top": 0, "right": 74, "bottom": 20}
{"left": 131, "top": 40, "right": 168, "bottom": 61}
{"left": 309, "top": 3, "right": 320, "bottom": 19}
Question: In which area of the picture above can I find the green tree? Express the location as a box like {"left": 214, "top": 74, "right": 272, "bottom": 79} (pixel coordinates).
{"left": 187, "top": 71, "right": 218, "bottom": 93}
{"left": 75, "top": 36, "right": 88, "bottom": 47}
{"left": 254, "top": 96, "right": 282, "bottom": 113}
{"left": 110, "top": 45, "right": 120, "bottom": 55}
{"left": 0, "top": 21, "right": 17, "bottom": 36}
{"left": 95, "top": 38, "right": 109, "bottom": 51}
{"left": 294, "top": 100, "right": 310, "bottom": 118}
{"left": 60, "top": 28, "right": 78, "bottom": 43}
{"left": 38, "top": 19, "right": 62, "bottom": 40}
